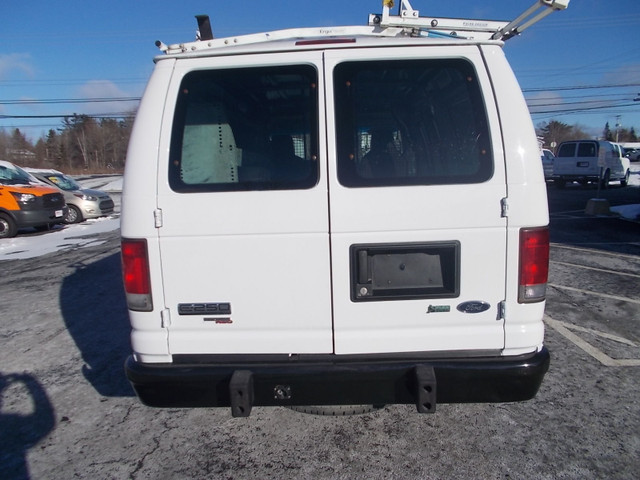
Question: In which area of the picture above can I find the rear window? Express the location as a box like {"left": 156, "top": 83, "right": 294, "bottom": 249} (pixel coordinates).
{"left": 169, "top": 65, "right": 319, "bottom": 192}
{"left": 577, "top": 142, "right": 597, "bottom": 157}
{"left": 334, "top": 59, "right": 493, "bottom": 187}
{"left": 557, "top": 143, "right": 576, "bottom": 157}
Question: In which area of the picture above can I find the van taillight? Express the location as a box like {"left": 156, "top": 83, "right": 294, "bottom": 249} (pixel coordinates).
{"left": 121, "top": 239, "right": 153, "bottom": 311}
{"left": 518, "top": 227, "right": 549, "bottom": 303}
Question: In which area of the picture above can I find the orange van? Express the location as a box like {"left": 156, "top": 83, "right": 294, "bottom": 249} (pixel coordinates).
{"left": 0, "top": 160, "right": 68, "bottom": 239}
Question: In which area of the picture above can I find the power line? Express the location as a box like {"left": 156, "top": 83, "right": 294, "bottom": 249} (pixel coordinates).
{"left": 0, "top": 77, "right": 149, "bottom": 88}
{"left": 2, "top": 84, "right": 638, "bottom": 107}
{"left": 0, "top": 97, "right": 140, "bottom": 105}
{"left": 523, "top": 83, "right": 640, "bottom": 93}
{"left": 0, "top": 113, "right": 134, "bottom": 119}
{"left": 529, "top": 102, "right": 640, "bottom": 116}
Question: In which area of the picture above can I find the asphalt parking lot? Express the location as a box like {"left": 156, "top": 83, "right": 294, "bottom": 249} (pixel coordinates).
{"left": 0, "top": 181, "right": 638, "bottom": 479}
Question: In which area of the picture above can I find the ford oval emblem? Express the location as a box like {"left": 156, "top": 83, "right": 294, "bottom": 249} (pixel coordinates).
{"left": 457, "top": 301, "right": 491, "bottom": 314}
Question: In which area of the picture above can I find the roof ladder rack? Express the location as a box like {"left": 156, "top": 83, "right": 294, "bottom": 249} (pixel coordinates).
{"left": 369, "top": 0, "right": 569, "bottom": 41}
{"left": 492, "top": 0, "right": 569, "bottom": 40}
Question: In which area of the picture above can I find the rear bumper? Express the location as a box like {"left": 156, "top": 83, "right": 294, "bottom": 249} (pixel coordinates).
{"left": 556, "top": 174, "right": 599, "bottom": 181}
{"left": 125, "top": 347, "right": 550, "bottom": 416}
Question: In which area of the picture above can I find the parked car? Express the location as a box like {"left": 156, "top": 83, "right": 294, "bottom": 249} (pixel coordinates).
{"left": 25, "top": 169, "right": 114, "bottom": 224}
{"left": 624, "top": 148, "right": 640, "bottom": 162}
{"left": 553, "top": 140, "right": 630, "bottom": 188}
{"left": 541, "top": 148, "right": 555, "bottom": 181}
{"left": 0, "top": 160, "right": 67, "bottom": 238}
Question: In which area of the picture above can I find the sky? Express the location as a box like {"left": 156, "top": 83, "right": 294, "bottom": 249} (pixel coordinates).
{"left": 1, "top": 0, "right": 639, "bottom": 142}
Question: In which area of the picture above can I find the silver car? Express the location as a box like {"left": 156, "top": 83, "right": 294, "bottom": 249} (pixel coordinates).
{"left": 541, "top": 149, "right": 555, "bottom": 181}
{"left": 27, "top": 169, "right": 114, "bottom": 224}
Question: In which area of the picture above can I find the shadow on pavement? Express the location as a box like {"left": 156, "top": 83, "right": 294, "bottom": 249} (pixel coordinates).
{"left": 0, "top": 372, "right": 55, "bottom": 480}
{"left": 59, "top": 252, "right": 134, "bottom": 397}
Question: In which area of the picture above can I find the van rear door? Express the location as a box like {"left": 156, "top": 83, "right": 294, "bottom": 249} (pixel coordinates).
{"left": 157, "top": 45, "right": 508, "bottom": 357}
{"left": 324, "top": 46, "right": 508, "bottom": 354}
{"left": 156, "top": 53, "right": 334, "bottom": 355}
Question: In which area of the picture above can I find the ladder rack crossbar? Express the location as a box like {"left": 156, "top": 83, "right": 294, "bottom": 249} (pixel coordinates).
{"left": 369, "top": 13, "right": 508, "bottom": 32}
{"left": 492, "top": 0, "right": 569, "bottom": 40}
{"left": 369, "top": 0, "right": 569, "bottom": 42}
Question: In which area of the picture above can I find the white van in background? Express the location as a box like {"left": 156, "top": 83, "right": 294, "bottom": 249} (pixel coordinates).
{"left": 553, "top": 140, "right": 631, "bottom": 188}
{"left": 120, "top": 1, "right": 566, "bottom": 416}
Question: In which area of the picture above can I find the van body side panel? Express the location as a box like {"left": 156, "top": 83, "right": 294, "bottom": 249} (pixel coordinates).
{"left": 121, "top": 59, "right": 176, "bottom": 360}
{"left": 611, "top": 144, "right": 630, "bottom": 179}
{"left": 481, "top": 45, "right": 548, "bottom": 352}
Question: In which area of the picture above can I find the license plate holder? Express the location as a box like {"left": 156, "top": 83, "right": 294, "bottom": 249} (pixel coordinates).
{"left": 350, "top": 241, "right": 460, "bottom": 301}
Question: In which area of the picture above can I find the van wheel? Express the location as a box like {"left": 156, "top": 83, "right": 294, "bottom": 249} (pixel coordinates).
{"left": 620, "top": 169, "right": 630, "bottom": 187}
{"left": 288, "top": 405, "right": 385, "bottom": 416}
{"left": 600, "top": 169, "right": 611, "bottom": 189}
{"left": 64, "top": 205, "right": 83, "bottom": 224}
{"left": 0, "top": 214, "right": 18, "bottom": 239}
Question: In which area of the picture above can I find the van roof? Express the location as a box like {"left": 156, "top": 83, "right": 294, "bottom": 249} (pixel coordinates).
{"left": 156, "top": 26, "right": 503, "bottom": 60}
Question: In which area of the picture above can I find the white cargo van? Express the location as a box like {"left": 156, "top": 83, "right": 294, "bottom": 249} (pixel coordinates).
{"left": 553, "top": 140, "right": 631, "bottom": 188}
{"left": 122, "top": 1, "right": 566, "bottom": 416}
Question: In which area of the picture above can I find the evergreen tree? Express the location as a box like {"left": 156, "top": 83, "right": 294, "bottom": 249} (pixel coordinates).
{"left": 0, "top": 129, "right": 9, "bottom": 159}
{"left": 45, "top": 129, "right": 60, "bottom": 166}
{"left": 11, "top": 128, "right": 30, "bottom": 152}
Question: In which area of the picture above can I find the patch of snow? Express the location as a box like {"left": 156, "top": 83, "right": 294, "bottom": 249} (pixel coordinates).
{"left": 0, "top": 216, "right": 120, "bottom": 260}
{"left": 74, "top": 175, "right": 123, "bottom": 192}
{"left": 611, "top": 204, "right": 640, "bottom": 221}
{"left": 628, "top": 163, "right": 640, "bottom": 187}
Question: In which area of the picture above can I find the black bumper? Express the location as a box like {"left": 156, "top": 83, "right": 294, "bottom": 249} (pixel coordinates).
{"left": 13, "top": 207, "right": 67, "bottom": 228}
{"left": 125, "top": 347, "right": 550, "bottom": 416}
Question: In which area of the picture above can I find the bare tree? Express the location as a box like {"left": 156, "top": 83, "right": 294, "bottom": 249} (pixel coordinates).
{"left": 537, "top": 120, "right": 594, "bottom": 152}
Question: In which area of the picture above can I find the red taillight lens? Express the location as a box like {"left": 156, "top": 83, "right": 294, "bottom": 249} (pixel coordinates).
{"left": 122, "top": 239, "right": 150, "bottom": 294}
{"left": 519, "top": 226, "right": 549, "bottom": 303}
{"left": 121, "top": 239, "right": 153, "bottom": 311}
